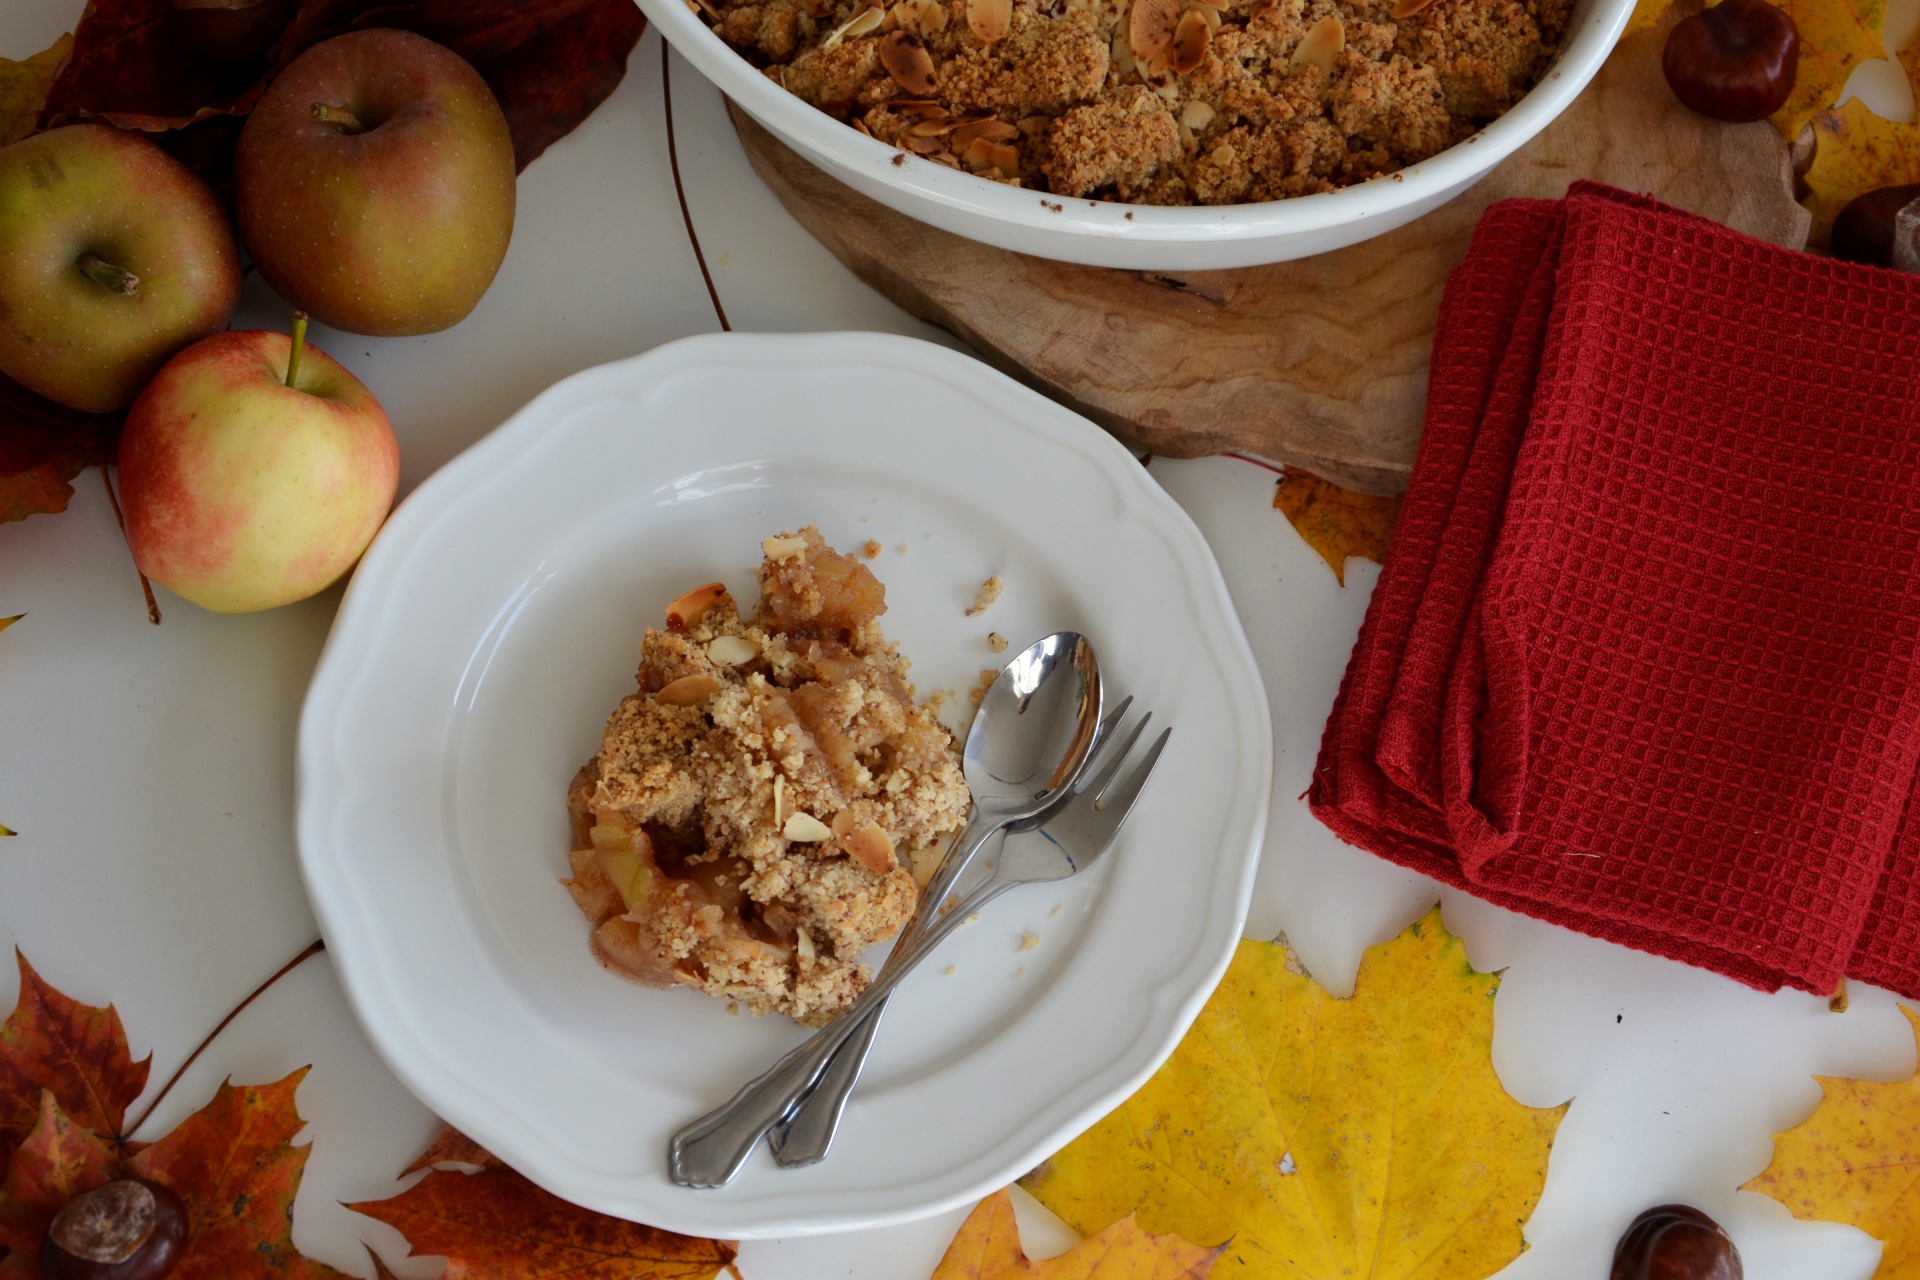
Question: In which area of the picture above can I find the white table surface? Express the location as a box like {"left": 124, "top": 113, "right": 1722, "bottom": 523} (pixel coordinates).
{"left": 2, "top": 4, "right": 1914, "bottom": 1276}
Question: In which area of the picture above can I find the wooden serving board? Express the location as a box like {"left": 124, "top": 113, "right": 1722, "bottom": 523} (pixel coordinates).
{"left": 729, "top": 0, "right": 1809, "bottom": 493}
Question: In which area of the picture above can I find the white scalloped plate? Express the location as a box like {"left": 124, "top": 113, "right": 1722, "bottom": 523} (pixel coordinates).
{"left": 297, "top": 332, "right": 1271, "bottom": 1237}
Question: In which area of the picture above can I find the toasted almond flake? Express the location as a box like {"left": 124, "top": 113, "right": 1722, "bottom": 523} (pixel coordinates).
{"left": 920, "top": 0, "right": 950, "bottom": 31}
{"left": 1289, "top": 13, "right": 1343, "bottom": 72}
{"left": 903, "top": 132, "right": 947, "bottom": 154}
{"left": 822, "top": 4, "right": 885, "bottom": 46}
{"left": 891, "top": 98, "right": 946, "bottom": 115}
{"left": 882, "top": 4, "right": 902, "bottom": 29}
{"left": 774, "top": 775, "right": 787, "bottom": 824}
{"left": 949, "top": 118, "right": 1020, "bottom": 150}
{"left": 1390, "top": 0, "right": 1435, "bottom": 16}
{"left": 707, "top": 634, "right": 761, "bottom": 666}
{"left": 833, "top": 813, "right": 897, "bottom": 873}
{"left": 1170, "top": 10, "right": 1209, "bottom": 73}
{"left": 1209, "top": 141, "right": 1237, "bottom": 164}
{"left": 666, "top": 581, "right": 728, "bottom": 629}
{"left": 910, "top": 116, "right": 958, "bottom": 135}
{"left": 852, "top": 117, "right": 876, "bottom": 136}
{"left": 1111, "top": 28, "right": 1136, "bottom": 74}
{"left": 1180, "top": 99, "right": 1215, "bottom": 130}
{"left": 968, "top": 0, "right": 1012, "bottom": 41}
{"left": 967, "top": 138, "right": 1020, "bottom": 178}
{"left": 1187, "top": 2, "right": 1219, "bottom": 30}
{"left": 656, "top": 674, "right": 723, "bottom": 706}
{"left": 879, "top": 30, "right": 939, "bottom": 95}
{"left": 784, "top": 811, "right": 833, "bottom": 842}
{"left": 796, "top": 925, "right": 817, "bottom": 962}
{"left": 1127, "top": 0, "right": 1179, "bottom": 63}
{"left": 762, "top": 534, "right": 807, "bottom": 560}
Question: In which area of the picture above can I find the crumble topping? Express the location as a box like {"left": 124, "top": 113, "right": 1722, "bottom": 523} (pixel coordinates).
{"left": 708, "top": 0, "right": 1568, "bottom": 204}
{"left": 562, "top": 525, "right": 969, "bottom": 1024}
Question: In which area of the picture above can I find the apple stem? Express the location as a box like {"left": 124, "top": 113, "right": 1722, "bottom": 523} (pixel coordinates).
{"left": 78, "top": 253, "right": 139, "bottom": 296}
{"left": 311, "top": 102, "right": 367, "bottom": 135}
{"left": 286, "top": 311, "right": 309, "bottom": 389}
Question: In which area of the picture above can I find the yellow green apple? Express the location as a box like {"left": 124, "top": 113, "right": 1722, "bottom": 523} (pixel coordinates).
{"left": 0, "top": 124, "right": 241, "bottom": 412}
{"left": 119, "top": 319, "right": 400, "bottom": 614}
{"left": 233, "top": 29, "right": 516, "bottom": 336}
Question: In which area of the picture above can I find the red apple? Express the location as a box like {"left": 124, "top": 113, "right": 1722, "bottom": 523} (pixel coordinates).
{"left": 119, "top": 319, "right": 399, "bottom": 614}
{"left": 233, "top": 29, "right": 516, "bottom": 336}
{"left": 0, "top": 124, "right": 241, "bottom": 412}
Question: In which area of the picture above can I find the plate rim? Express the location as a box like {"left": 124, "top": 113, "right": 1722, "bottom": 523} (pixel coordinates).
{"left": 297, "top": 331, "right": 1274, "bottom": 1236}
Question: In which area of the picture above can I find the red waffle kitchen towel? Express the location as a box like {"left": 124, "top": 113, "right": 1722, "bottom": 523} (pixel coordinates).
{"left": 1311, "top": 182, "right": 1920, "bottom": 998}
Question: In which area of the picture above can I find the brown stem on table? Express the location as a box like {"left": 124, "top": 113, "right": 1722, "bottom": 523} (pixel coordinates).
{"left": 1225, "top": 450, "right": 1286, "bottom": 476}
{"left": 100, "top": 465, "right": 161, "bottom": 626}
{"left": 122, "top": 938, "right": 327, "bottom": 1143}
{"left": 311, "top": 102, "right": 366, "bottom": 134}
{"left": 660, "top": 39, "right": 731, "bottom": 333}
{"left": 78, "top": 253, "right": 139, "bottom": 296}
{"left": 1830, "top": 978, "right": 1849, "bottom": 1014}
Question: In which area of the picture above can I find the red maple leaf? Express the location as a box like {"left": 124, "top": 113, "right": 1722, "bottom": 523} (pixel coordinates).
{"left": 0, "top": 379, "right": 115, "bottom": 526}
{"left": 355, "top": 1128, "right": 742, "bottom": 1280}
{"left": 0, "top": 1093, "right": 121, "bottom": 1274}
{"left": 0, "top": 953, "right": 149, "bottom": 1178}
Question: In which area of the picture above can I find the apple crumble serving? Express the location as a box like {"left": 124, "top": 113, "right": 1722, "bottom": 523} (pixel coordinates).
{"left": 563, "top": 526, "right": 970, "bottom": 1025}
{"left": 702, "top": 0, "right": 1568, "bottom": 202}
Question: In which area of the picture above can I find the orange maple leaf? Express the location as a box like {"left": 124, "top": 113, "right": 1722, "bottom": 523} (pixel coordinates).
{"left": 353, "top": 1153, "right": 741, "bottom": 1280}
{"left": 931, "top": 1190, "right": 1221, "bottom": 1280}
{"left": 0, "top": 953, "right": 150, "bottom": 1179}
{"left": 0, "top": 1093, "right": 120, "bottom": 1275}
{"left": 1272, "top": 466, "right": 1402, "bottom": 587}
{"left": 127, "top": 1071, "right": 339, "bottom": 1279}
{"left": 0, "top": 375, "right": 113, "bottom": 526}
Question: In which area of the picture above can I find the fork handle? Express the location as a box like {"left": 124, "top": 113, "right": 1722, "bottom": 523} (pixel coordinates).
{"left": 667, "top": 828, "right": 1004, "bottom": 1188}
{"left": 766, "top": 986, "right": 886, "bottom": 1165}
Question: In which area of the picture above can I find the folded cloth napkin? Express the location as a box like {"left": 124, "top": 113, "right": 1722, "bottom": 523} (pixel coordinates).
{"left": 1311, "top": 181, "right": 1920, "bottom": 998}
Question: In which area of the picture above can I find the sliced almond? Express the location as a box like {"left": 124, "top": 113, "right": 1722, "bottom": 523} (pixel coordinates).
{"left": 968, "top": 0, "right": 1013, "bottom": 41}
{"left": 964, "top": 137, "right": 1020, "bottom": 178}
{"left": 1170, "top": 9, "right": 1209, "bottom": 72}
{"left": 834, "top": 814, "right": 897, "bottom": 874}
{"left": 1111, "top": 28, "right": 1136, "bottom": 75}
{"left": 920, "top": 0, "right": 950, "bottom": 31}
{"left": 761, "top": 534, "right": 808, "bottom": 560}
{"left": 1180, "top": 99, "right": 1215, "bottom": 130}
{"left": 891, "top": 98, "right": 946, "bottom": 115}
{"left": 706, "top": 634, "right": 761, "bottom": 667}
{"left": 852, "top": 116, "right": 876, "bottom": 136}
{"left": 1192, "top": 0, "right": 1227, "bottom": 11}
{"left": 823, "top": 4, "right": 885, "bottom": 46}
{"left": 1127, "top": 0, "right": 1179, "bottom": 64}
{"left": 1389, "top": 0, "right": 1435, "bottom": 16}
{"left": 784, "top": 811, "right": 833, "bottom": 843}
{"left": 1209, "top": 140, "right": 1237, "bottom": 165}
{"left": 795, "top": 925, "right": 817, "bottom": 963}
{"left": 879, "top": 30, "right": 939, "bottom": 95}
{"left": 903, "top": 132, "right": 948, "bottom": 153}
{"left": 1187, "top": 2, "right": 1220, "bottom": 30}
{"left": 773, "top": 774, "right": 787, "bottom": 824}
{"left": 949, "top": 117, "right": 1020, "bottom": 150}
{"left": 1288, "top": 13, "right": 1343, "bottom": 73}
{"left": 930, "top": 151, "right": 964, "bottom": 168}
{"left": 656, "top": 674, "right": 723, "bottom": 707}
{"left": 910, "top": 116, "right": 958, "bottom": 135}
{"left": 666, "top": 581, "right": 728, "bottom": 630}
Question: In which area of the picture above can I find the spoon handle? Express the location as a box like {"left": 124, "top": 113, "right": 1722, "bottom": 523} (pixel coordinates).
{"left": 667, "top": 818, "right": 1000, "bottom": 1188}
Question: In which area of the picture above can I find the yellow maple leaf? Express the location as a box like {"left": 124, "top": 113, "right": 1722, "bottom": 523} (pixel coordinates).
{"left": 931, "top": 1191, "right": 1222, "bottom": 1280}
{"left": 1020, "top": 907, "right": 1569, "bottom": 1280}
{"left": 1801, "top": 87, "right": 1920, "bottom": 248}
{"left": 1771, "top": 0, "right": 1888, "bottom": 142}
{"left": 0, "top": 34, "right": 70, "bottom": 150}
{"left": 1741, "top": 1004, "right": 1920, "bottom": 1279}
{"left": 1272, "top": 466, "right": 1401, "bottom": 587}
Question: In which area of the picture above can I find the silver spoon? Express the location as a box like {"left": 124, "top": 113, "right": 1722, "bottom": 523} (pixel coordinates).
{"left": 667, "top": 631, "right": 1102, "bottom": 1189}
{"left": 768, "top": 695, "right": 1136, "bottom": 1164}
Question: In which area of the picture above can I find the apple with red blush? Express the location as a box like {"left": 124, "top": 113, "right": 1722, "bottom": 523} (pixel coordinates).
{"left": 119, "top": 316, "right": 400, "bottom": 614}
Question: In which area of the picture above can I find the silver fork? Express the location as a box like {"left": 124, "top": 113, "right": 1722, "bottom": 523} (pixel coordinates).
{"left": 667, "top": 709, "right": 1171, "bottom": 1188}
{"left": 767, "top": 699, "right": 1145, "bottom": 1165}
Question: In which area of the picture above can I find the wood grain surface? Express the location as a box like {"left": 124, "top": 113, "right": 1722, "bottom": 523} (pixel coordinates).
{"left": 730, "top": 0, "right": 1810, "bottom": 492}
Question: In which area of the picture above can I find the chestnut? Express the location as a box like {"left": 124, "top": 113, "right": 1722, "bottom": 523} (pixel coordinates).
{"left": 166, "top": 0, "right": 298, "bottom": 75}
{"left": 40, "top": 1179, "right": 188, "bottom": 1280}
{"left": 1832, "top": 184, "right": 1920, "bottom": 269}
{"left": 1662, "top": 0, "right": 1799, "bottom": 123}
{"left": 1611, "top": 1204, "right": 1742, "bottom": 1280}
